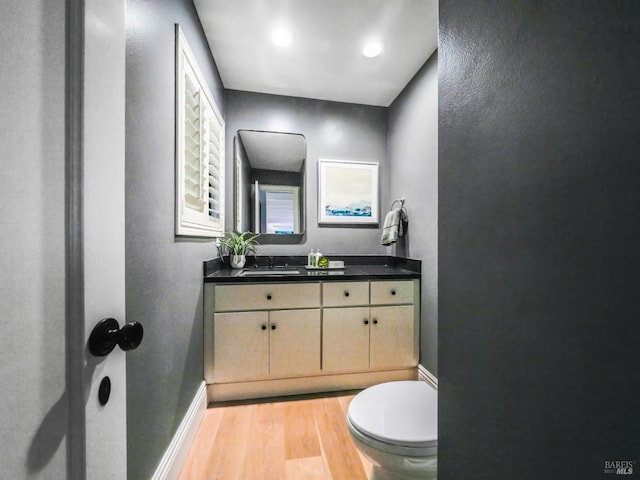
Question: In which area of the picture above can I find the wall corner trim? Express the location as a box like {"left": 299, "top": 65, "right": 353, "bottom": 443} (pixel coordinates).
{"left": 151, "top": 381, "right": 207, "bottom": 480}
{"left": 418, "top": 364, "right": 438, "bottom": 390}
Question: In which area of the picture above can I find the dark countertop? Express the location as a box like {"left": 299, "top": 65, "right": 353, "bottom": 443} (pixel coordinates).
{"left": 204, "top": 255, "right": 421, "bottom": 283}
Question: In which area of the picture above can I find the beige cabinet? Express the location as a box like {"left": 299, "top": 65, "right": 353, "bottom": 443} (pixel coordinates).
{"left": 211, "top": 283, "right": 321, "bottom": 383}
{"left": 322, "top": 281, "right": 418, "bottom": 374}
{"left": 205, "top": 277, "right": 419, "bottom": 401}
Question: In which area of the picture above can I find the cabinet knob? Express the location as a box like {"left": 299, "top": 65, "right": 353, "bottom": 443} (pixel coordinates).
{"left": 391, "top": 289, "right": 396, "bottom": 295}
{"left": 373, "top": 319, "right": 378, "bottom": 325}
{"left": 344, "top": 290, "right": 350, "bottom": 297}
{"left": 271, "top": 324, "right": 277, "bottom": 330}
{"left": 261, "top": 324, "right": 267, "bottom": 330}
{"left": 363, "top": 319, "right": 369, "bottom": 325}
{"left": 266, "top": 293, "right": 272, "bottom": 300}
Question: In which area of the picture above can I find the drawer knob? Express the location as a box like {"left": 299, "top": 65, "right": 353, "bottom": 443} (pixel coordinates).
{"left": 363, "top": 319, "right": 369, "bottom": 325}
{"left": 261, "top": 324, "right": 267, "bottom": 330}
{"left": 344, "top": 290, "right": 350, "bottom": 297}
{"left": 266, "top": 293, "right": 272, "bottom": 300}
{"left": 391, "top": 289, "right": 396, "bottom": 295}
{"left": 373, "top": 319, "right": 378, "bottom": 325}
{"left": 271, "top": 324, "right": 277, "bottom": 330}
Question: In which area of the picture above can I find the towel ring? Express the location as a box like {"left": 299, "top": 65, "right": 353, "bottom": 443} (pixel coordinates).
{"left": 391, "top": 198, "right": 406, "bottom": 209}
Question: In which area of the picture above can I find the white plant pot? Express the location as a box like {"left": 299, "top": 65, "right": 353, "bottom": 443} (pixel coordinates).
{"left": 230, "top": 254, "right": 246, "bottom": 269}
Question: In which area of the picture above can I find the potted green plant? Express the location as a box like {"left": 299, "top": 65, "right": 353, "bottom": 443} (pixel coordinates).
{"left": 218, "top": 231, "right": 259, "bottom": 269}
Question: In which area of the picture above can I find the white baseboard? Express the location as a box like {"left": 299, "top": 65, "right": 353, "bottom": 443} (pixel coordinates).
{"left": 151, "top": 381, "right": 207, "bottom": 480}
{"left": 418, "top": 364, "right": 438, "bottom": 390}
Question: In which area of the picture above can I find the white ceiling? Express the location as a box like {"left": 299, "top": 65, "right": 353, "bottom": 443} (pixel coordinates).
{"left": 194, "top": 0, "right": 438, "bottom": 107}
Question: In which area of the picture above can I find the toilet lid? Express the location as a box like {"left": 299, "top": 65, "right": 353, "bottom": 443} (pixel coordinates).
{"left": 348, "top": 381, "right": 437, "bottom": 448}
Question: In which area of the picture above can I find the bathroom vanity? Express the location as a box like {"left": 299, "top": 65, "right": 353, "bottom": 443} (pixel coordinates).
{"left": 203, "top": 256, "right": 420, "bottom": 402}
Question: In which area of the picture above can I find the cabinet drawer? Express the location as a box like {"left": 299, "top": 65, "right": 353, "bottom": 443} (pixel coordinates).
{"left": 322, "top": 281, "right": 369, "bottom": 307}
{"left": 215, "top": 283, "right": 320, "bottom": 311}
{"left": 370, "top": 280, "right": 414, "bottom": 305}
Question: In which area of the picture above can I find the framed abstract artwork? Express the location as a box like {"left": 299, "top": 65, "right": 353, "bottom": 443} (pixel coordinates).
{"left": 318, "top": 159, "right": 379, "bottom": 225}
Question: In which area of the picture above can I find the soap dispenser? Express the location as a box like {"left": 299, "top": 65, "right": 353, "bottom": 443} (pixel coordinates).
{"left": 307, "top": 249, "right": 314, "bottom": 267}
{"left": 315, "top": 248, "right": 323, "bottom": 267}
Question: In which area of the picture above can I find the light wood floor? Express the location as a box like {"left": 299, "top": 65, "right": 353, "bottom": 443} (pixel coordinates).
{"left": 179, "top": 392, "right": 372, "bottom": 480}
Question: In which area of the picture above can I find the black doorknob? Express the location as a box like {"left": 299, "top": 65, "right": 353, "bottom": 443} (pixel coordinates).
{"left": 89, "top": 317, "right": 144, "bottom": 357}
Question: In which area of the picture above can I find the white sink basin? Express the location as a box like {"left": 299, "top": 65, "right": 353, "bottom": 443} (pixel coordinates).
{"left": 240, "top": 269, "right": 300, "bottom": 276}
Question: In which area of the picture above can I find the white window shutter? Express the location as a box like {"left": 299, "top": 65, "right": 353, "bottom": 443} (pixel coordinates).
{"left": 175, "top": 26, "right": 225, "bottom": 237}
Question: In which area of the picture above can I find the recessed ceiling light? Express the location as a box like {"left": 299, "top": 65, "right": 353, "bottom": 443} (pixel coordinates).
{"left": 362, "top": 40, "right": 384, "bottom": 58}
{"left": 271, "top": 27, "right": 294, "bottom": 47}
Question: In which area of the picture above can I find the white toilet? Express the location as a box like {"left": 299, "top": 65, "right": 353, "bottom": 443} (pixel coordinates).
{"left": 347, "top": 381, "right": 438, "bottom": 480}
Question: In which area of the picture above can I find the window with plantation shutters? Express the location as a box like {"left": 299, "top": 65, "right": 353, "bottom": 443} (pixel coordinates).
{"left": 175, "top": 26, "right": 225, "bottom": 237}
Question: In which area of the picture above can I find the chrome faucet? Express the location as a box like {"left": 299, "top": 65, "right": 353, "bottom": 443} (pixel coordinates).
{"left": 269, "top": 256, "right": 275, "bottom": 269}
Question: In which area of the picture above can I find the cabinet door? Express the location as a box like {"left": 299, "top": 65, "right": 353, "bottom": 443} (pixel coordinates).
{"left": 322, "top": 307, "right": 370, "bottom": 373}
{"left": 214, "top": 311, "right": 269, "bottom": 382}
{"left": 370, "top": 305, "right": 416, "bottom": 369}
{"left": 269, "top": 309, "right": 321, "bottom": 378}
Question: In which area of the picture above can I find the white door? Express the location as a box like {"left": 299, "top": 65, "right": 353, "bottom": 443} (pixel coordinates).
{"left": 71, "top": 0, "right": 128, "bottom": 478}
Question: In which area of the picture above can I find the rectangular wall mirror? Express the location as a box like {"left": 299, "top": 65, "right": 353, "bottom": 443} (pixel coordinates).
{"left": 234, "top": 130, "right": 306, "bottom": 244}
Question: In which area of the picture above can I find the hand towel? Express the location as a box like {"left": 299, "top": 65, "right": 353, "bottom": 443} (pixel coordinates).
{"left": 381, "top": 207, "right": 408, "bottom": 245}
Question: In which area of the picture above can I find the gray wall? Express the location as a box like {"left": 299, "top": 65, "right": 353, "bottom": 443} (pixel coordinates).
{"left": 388, "top": 52, "right": 438, "bottom": 375}
{"left": 125, "top": 1, "right": 224, "bottom": 478}
{"left": 225, "top": 90, "right": 389, "bottom": 256}
{"left": 439, "top": 1, "right": 640, "bottom": 478}
{"left": 0, "top": 1, "right": 68, "bottom": 478}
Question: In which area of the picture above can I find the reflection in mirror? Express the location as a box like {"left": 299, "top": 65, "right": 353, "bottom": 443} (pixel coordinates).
{"left": 234, "top": 130, "right": 306, "bottom": 244}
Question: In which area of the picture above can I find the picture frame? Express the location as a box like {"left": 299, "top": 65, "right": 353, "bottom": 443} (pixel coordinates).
{"left": 318, "top": 159, "right": 379, "bottom": 225}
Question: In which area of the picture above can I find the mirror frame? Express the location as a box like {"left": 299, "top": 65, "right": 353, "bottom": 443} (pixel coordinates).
{"left": 233, "top": 130, "right": 306, "bottom": 244}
